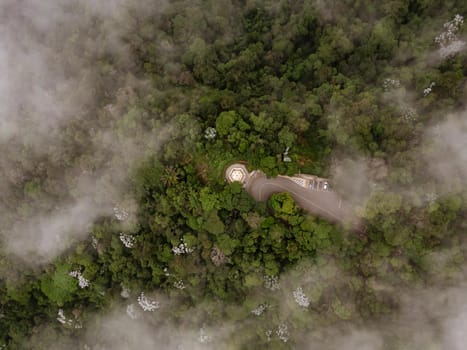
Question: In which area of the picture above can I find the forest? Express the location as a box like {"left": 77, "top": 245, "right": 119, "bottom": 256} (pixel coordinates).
{"left": 0, "top": 0, "right": 467, "bottom": 349}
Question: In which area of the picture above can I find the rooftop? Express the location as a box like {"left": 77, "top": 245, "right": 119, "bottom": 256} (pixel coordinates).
{"left": 225, "top": 163, "right": 250, "bottom": 184}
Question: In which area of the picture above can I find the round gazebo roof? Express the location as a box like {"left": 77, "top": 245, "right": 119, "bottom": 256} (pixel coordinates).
{"left": 225, "top": 163, "right": 249, "bottom": 184}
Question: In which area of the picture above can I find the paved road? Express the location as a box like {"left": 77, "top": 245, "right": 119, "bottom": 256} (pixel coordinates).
{"left": 245, "top": 171, "right": 358, "bottom": 226}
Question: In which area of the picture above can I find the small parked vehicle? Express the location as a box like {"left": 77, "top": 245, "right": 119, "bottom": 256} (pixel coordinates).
{"left": 308, "top": 180, "right": 316, "bottom": 190}
{"left": 316, "top": 180, "right": 331, "bottom": 191}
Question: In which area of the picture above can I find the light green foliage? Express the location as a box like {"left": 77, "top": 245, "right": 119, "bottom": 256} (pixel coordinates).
{"left": 331, "top": 298, "right": 352, "bottom": 320}
{"left": 216, "top": 111, "right": 237, "bottom": 136}
{"left": 260, "top": 156, "right": 277, "bottom": 171}
{"left": 244, "top": 272, "right": 263, "bottom": 288}
{"left": 204, "top": 210, "right": 225, "bottom": 235}
{"left": 200, "top": 187, "right": 220, "bottom": 212}
{"left": 40, "top": 263, "right": 78, "bottom": 306}
{"left": 270, "top": 192, "right": 298, "bottom": 216}
{"left": 217, "top": 234, "right": 240, "bottom": 255}
{"left": 369, "top": 19, "right": 397, "bottom": 59}
{"left": 250, "top": 112, "right": 273, "bottom": 133}
{"left": 278, "top": 126, "right": 296, "bottom": 147}
{"left": 384, "top": 226, "right": 411, "bottom": 246}
{"left": 363, "top": 190, "right": 402, "bottom": 220}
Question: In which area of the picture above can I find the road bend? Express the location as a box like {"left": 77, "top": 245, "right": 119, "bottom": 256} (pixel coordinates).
{"left": 244, "top": 171, "right": 359, "bottom": 227}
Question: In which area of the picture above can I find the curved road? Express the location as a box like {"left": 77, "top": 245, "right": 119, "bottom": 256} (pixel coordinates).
{"left": 244, "top": 171, "right": 358, "bottom": 227}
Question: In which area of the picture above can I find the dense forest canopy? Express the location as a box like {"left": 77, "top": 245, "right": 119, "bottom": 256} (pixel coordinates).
{"left": 0, "top": 0, "right": 467, "bottom": 348}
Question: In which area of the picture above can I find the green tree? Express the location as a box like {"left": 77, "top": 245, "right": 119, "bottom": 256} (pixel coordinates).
{"left": 204, "top": 210, "right": 225, "bottom": 235}
{"left": 216, "top": 111, "right": 237, "bottom": 136}
{"left": 40, "top": 263, "right": 78, "bottom": 306}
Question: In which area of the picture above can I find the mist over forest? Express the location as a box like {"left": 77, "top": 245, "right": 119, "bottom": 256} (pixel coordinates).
{"left": 0, "top": 0, "right": 467, "bottom": 349}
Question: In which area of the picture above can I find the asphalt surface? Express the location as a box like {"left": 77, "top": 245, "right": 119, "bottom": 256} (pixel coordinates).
{"left": 245, "top": 171, "right": 357, "bottom": 226}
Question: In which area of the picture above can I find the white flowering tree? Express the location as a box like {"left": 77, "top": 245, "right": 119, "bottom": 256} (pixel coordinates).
{"left": 113, "top": 205, "right": 129, "bottom": 221}
{"left": 69, "top": 270, "right": 90, "bottom": 289}
{"left": 126, "top": 304, "right": 139, "bottom": 319}
{"left": 382, "top": 78, "right": 401, "bottom": 91}
{"left": 204, "top": 127, "right": 217, "bottom": 140}
{"left": 293, "top": 287, "right": 310, "bottom": 308}
{"left": 263, "top": 275, "right": 280, "bottom": 291}
{"left": 57, "top": 309, "right": 72, "bottom": 326}
{"left": 137, "top": 292, "right": 160, "bottom": 311}
{"left": 198, "top": 326, "right": 212, "bottom": 343}
{"left": 57, "top": 309, "right": 81, "bottom": 328}
{"left": 120, "top": 284, "right": 130, "bottom": 298}
{"left": 276, "top": 323, "right": 289, "bottom": 343}
{"left": 91, "top": 236, "right": 98, "bottom": 250}
{"left": 119, "top": 232, "right": 135, "bottom": 248}
{"left": 423, "top": 82, "right": 436, "bottom": 97}
{"left": 401, "top": 107, "right": 418, "bottom": 123}
{"left": 173, "top": 280, "right": 185, "bottom": 289}
{"left": 172, "top": 238, "right": 194, "bottom": 255}
{"left": 251, "top": 303, "right": 268, "bottom": 316}
{"left": 435, "top": 14, "right": 465, "bottom": 58}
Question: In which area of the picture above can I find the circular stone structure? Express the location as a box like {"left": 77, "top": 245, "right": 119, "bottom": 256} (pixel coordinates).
{"left": 225, "top": 163, "right": 249, "bottom": 184}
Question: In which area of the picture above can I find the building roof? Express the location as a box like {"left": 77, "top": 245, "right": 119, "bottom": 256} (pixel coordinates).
{"left": 225, "top": 163, "right": 250, "bottom": 184}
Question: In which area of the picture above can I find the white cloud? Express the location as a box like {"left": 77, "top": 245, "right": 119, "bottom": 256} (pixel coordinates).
{"left": 0, "top": 0, "right": 171, "bottom": 265}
